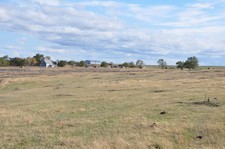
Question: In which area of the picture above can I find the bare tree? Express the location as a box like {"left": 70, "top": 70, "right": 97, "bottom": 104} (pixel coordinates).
{"left": 136, "top": 60, "right": 145, "bottom": 69}
{"left": 157, "top": 59, "right": 167, "bottom": 69}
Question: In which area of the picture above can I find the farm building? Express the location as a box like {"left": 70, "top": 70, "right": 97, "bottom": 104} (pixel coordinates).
{"left": 84, "top": 60, "right": 101, "bottom": 65}
{"left": 85, "top": 60, "right": 101, "bottom": 68}
{"left": 40, "top": 58, "right": 56, "bottom": 67}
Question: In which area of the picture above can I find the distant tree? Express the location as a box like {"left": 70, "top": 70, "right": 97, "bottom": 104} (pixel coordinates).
{"left": 122, "top": 62, "right": 129, "bottom": 68}
{"left": 10, "top": 57, "right": 29, "bottom": 66}
{"left": 121, "top": 61, "right": 135, "bottom": 68}
{"left": 157, "top": 59, "right": 167, "bottom": 69}
{"left": 176, "top": 61, "right": 184, "bottom": 70}
{"left": 183, "top": 56, "right": 199, "bottom": 69}
{"left": 26, "top": 57, "right": 38, "bottom": 66}
{"left": 129, "top": 62, "right": 136, "bottom": 68}
{"left": 68, "top": 60, "right": 77, "bottom": 66}
{"left": 58, "top": 60, "right": 67, "bottom": 67}
{"left": 100, "top": 61, "right": 109, "bottom": 67}
{"left": 30, "top": 58, "right": 38, "bottom": 66}
{"left": 0, "top": 58, "right": 9, "bottom": 66}
{"left": 108, "top": 62, "right": 113, "bottom": 67}
{"left": 33, "top": 53, "right": 44, "bottom": 66}
{"left": 23, "top": 58, "right": 30, "bottom": 66}
{"left": 78, "top": 61, "right": 85, "bottom": 67}
{"left": 136, "top": 60, "right": 145, "bottom": 69}
{"left": 0, "top": 55, "right": 10, "bottom": 66}
{"left": 2, "top": 55, "right": 9, "bottom": 60}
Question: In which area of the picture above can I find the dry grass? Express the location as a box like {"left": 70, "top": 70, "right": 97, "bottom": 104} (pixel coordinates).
{"left": 0, "top": 67, "right": 225, "bottom": 149}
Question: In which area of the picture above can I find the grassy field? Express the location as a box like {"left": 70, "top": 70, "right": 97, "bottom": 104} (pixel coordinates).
{"left": 0, "top": 67, "right": 225, "bottom": 149}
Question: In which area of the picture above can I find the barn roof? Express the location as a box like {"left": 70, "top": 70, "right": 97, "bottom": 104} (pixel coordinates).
{"left": 43, "top": 58, "right": 54, "bottom": 65}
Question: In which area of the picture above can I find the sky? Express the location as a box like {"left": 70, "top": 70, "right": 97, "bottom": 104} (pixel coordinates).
{"left": 1, "top": 0, "right": 225, "bottom": 65}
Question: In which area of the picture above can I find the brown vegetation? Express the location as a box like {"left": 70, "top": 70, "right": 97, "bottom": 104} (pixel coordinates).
{"left": 0, "top": 67, "right": 224, "bottom": 148}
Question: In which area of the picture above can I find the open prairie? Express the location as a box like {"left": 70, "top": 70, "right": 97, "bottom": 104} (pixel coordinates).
{"left": 0, "top": 67, "right": 225, "bottom": 149}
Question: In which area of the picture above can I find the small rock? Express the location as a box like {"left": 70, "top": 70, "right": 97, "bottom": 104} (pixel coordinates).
{"left": 149, "top": 123, "right": 156, "bottom": 128}
{"left": 148, "top": 144, "right": 161, "bottom": 149}
{"left": 160, "top": 111, "right": 166, "bottom": 115}
{"left": 196, "top": 136, "right": 203, "bottom": 139}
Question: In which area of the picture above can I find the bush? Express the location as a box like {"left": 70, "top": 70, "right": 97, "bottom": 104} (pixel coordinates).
{"left": 176, "top": 61, "right": 184, "bottom": 70}
{"left": 58, "top": 60, "right": 67, "bottom": 67}
{"left": 183, "top": 56, "right": 199, "bottom": 69}
{"left": 176, "top": 56, "right": 199, "bottom": 70}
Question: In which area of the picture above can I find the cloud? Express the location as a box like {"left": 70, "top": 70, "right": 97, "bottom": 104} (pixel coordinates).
{"left": 0, "top": 8, "right": 8, "bottom": 21}
{"left": 38, "top": 47, "right": 65, "bottom": 53}
{"left": 76, "top": 1, "right": 120, "bottom": 7}
{"left": 127, "top": 5, "right": 176, "bottom": 23}
{"left": 0, "top": 0, "right": 225, "bottom": 65}
{"left": 33, "top": 0, "right": 60, "bottom": 6}
{"left": 4, "top": 45, "right": 23, "bottom": 50}
{"left": 189, "top": 2, "right": 214, "bottom": 9}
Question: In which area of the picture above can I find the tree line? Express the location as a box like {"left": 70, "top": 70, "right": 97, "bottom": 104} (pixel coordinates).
{"left": 0, "top": 53, "right": 199, "bottom": 69}
{"left": 0, "top": 54, "right": 48, "bottom": 67}
{"left": 0, "top": 53, "right": 146, "bottom": 68}
{"left": 58, "top": 60, "right": 145, "bottom": 68}
{"left": 157, "top": 56, "right": 199, "bottom": 70}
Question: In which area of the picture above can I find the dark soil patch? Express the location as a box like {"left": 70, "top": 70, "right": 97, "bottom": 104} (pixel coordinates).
{"left": 176, "top": 98, "right": 220, "bottom": 107}
{"left": 192, "top": 101, "right": 219, "bottom": 107}
{"left": 55, "top": 94, "right": 74, "bottom": 97}
{"left": 108, "top": 89, "right": 117, "bottom": 92}
{"left": 154, "top": 90, "right": 166, "bottom": 93}
{"left": 148, "top": 144, "right": 162, "bottom": 149}
{"left": 93, "top": 77, "right": 102, "bottom": 79}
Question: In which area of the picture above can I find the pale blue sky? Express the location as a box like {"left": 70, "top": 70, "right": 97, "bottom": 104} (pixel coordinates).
{"left": 1, "top": 0, "right": 225, "bottom": 65}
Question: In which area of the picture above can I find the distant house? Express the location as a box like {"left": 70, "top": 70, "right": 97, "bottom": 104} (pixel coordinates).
{"left": 40, "top": 58, "right": 56, "bottom": 67}
{"left": 84, "top": 60, "right": 101, "bottom": 68}
{"left": 84, "top": 60, "right": 101, "bottom": 65}
{"left": 111, "top": 64, "right": 123, "bottom": 68}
